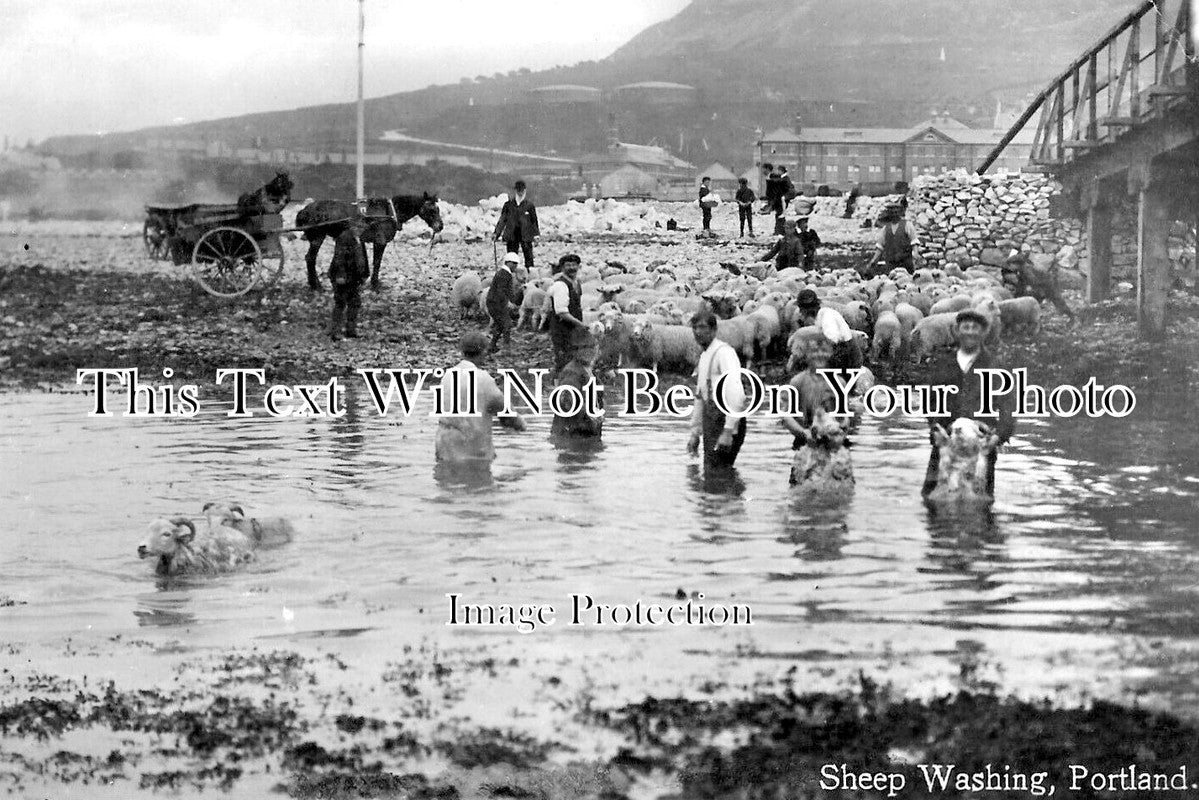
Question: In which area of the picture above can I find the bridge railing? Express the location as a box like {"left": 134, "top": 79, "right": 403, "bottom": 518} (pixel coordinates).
{"left": 977, "top": 0, "right": 1195, "bottom": 173}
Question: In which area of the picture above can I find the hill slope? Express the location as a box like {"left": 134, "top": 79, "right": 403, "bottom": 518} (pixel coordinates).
{"left": 40, "top": 0, "right": 1135, "bottom": 170}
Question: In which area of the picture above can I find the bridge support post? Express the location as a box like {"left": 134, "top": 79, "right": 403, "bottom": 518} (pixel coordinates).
{"left": 1083, "top": 182, "right": 1113, "bottom": 302}
{"left": 1132, "top": 163, "right": 1170, "bottom": 340}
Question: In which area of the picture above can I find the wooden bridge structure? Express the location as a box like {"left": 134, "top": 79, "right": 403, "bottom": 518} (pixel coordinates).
{"left": 979, "top": 0, "right": 1197, "bottom": 339}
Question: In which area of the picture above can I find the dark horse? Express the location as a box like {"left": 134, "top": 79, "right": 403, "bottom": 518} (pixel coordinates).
{"left": 295, "top": 193, "right": 444, "bottom": 291}
{"left": 237, "top": 172, "right": 294, "bottom": 216}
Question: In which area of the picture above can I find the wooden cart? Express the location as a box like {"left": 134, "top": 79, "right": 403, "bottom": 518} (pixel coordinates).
{"left": 142, "top": 203, "right": 286, "bottom": 298}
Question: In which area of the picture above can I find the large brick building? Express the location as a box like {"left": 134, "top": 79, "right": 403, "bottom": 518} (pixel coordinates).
{"left": 752, "top": 115, "right": 1035, "bottom": 194}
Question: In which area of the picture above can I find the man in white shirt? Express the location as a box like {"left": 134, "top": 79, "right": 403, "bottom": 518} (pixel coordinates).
{"left": 687, "top": 309, "right": 749, "bottom": 469}
{"left": 435, "top": 332, "right": 526, "bottom": 466}
{"left": 795, "top": 289, "right": 862, "bottom": 372}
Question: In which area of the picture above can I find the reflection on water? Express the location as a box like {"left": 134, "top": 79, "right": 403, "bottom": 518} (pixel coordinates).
{"left": 2, "top": 386, "right": 1199, "bottom": 701}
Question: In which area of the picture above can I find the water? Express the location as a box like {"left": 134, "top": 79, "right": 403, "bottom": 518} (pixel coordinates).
{"left": 3, "top": 385, "right": 1199, "bottom": 723}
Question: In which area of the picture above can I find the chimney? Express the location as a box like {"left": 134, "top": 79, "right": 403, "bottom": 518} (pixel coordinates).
{"left": 793, "top": 113, "right": 803, "bottom": 135}
{"left": 606, "top": 111, "right": 619, "bottom": 151}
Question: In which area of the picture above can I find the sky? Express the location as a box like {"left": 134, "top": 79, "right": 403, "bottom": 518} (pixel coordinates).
{"left": 0, "top": 0, "right": 691, "bottom": 146}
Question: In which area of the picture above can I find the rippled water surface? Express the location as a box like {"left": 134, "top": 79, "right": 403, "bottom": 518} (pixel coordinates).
{"left": 3, "top": 386, "right": 1199, "bottom": 711}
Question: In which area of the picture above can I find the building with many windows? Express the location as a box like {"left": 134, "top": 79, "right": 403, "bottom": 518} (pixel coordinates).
{"left": 752, "top": 116, "right": 1035, "bottom": 194}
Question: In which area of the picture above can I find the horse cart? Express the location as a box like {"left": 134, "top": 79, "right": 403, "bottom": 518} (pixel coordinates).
{"left": 142, "top": 203, "right": 288, "bottom": 298}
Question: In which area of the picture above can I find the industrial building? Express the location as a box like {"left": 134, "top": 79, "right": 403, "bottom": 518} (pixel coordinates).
{"left": 753, "top": 115, "right": 1037, "bottom": 193}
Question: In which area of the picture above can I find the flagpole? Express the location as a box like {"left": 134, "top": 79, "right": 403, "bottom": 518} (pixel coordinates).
{"left": 355, "top": 0, "right": 365, "bottom": 199}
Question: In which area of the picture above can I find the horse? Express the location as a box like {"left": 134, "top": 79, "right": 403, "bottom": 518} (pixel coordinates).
{"left": 295, "top": 193, "right": 444, "bottom": 291}
{"left": 237, "top": 172, "right": 293, "bottom": 217}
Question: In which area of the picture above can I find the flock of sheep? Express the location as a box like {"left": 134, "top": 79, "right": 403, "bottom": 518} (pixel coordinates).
{"left": 451, "top": 254, "right": 1054, "bottom": 379}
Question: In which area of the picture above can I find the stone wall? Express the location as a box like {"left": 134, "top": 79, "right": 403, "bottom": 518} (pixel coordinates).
{"left": 909, "top": 171, "right": 1087, "bottom": 273}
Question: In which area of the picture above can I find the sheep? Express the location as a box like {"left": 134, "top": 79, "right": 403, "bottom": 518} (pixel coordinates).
{"left": 702, "top": 292, "right": 740, "bottom": 320}
{"left": 628, "top": 320, "right": 701, "bottom": 374}
{"left": 973, "top": 296, "right": 1004, "bottom": 347}
{"left": 138, "top": 517, "right": 256, "bottom": 577}
{"left": 925, "top": 418, "right": 999, "bottom": 506}
{"left": 518, "top": 286, "right": 548, "bottom": 330}
{"left": 900, "top": 289, "right": 933, "bottom": 316}
{"left": 869, "top": 310, "right": 904, "bottom": 371}
{"left": 894, "top": 302, "right": 924, "bottom": 336}
{"left": 909, "top": 312, "right": 960, "bottom": 361}
{"left": 929, "top": 294, "right": 974, "bottom": 316}
{"left": 787, "top": 407, "right": 854, "bottom": 502}
{"left": 998, "top": 296, "right": 1041, "bottom": 336}
{"left": 716, "top": 317, "right": 755, "bottom": 364}
{"left": 201, "top": 502, "right": 295, "bottom": 548}
{"left": 744, "top": 303, "right": 781, "bottom": 360}
{"left": 451, "top": 271, "right": 483, "bottom": 320}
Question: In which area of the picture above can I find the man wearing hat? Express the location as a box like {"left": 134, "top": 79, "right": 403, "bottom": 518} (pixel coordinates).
{"left": 867, "top": 202, "right": 918, "bottom": 276}
{"left": 435, "top": 331, "right": 528, "bottom": 466}
{"left": 920, "top": 309, "right": 1016, "bottom": 498}
{"left": 493, "top": 179, "right": 539, "bottom": 270}
{"left": 486, "top": 251, "right": 523, "bottom": 353}
{"left": 546, "top": 253, "right": 587, "bottom": 376}
{"left": 551, "top": 327, "right": 604, "bottom": 439}
{"left": 794, "top": 289, "right": 862, "bottom": 372}
{"left": 757, "top": 214, "right": 819, "bottom": 272}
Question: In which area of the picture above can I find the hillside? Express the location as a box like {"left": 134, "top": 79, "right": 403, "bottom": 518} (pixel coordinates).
{"left": 39, "top": 0, "right": 1134, "bottom": 170}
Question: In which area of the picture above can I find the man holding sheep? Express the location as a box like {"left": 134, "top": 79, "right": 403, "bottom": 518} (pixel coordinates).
{"left": 687, "top": 309, "right": 748, "bottom": 469}
{"left": 921, "top": 309, "right": 1015, "bottom": 498}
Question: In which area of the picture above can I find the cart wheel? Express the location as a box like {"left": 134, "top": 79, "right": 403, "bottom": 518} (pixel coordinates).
{"left": 191, "top": 227, "right": 260, "bottom": 297}
{"left": 143, "top": 219, "right": 170, "bottom": 260}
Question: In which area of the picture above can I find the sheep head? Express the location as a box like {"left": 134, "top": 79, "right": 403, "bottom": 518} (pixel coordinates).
{"left": 138, "top": 517, "right": 197, "bottom": 573}
{"left": 203, "top": 501, "right": 246, "bottom": 523}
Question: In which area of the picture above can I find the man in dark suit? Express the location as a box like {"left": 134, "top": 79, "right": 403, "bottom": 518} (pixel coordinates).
{"left": 493, "top": 179, "right": 540, "bottom": 270}
{"left": 921, "top": 309, "right": 1016, "bottom": 497}
{"left": 486, "top": 252, "right": 523, "bottom": 352}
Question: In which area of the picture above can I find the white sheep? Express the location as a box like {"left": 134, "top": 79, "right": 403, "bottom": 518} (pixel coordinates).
{"left": 451, "top": 271, "right": 483, "bottom": 320}
{"left": 518, "top": 286, "right": 548, "bottom": 330}
{"left": 138, "top": 517, "right": 256, "bottom": 577}
{"left": 786, "top": 407, "right": 854, "bottom": 502}
{"left": 910, "top": 312, "right": 960, "bottom": 361}
{"left": 926, "top": 418, "right": 1000, "bottom": 506}
{"left": 629, "top": 320, "right": 701, "bottom": 374}
{"left": 929, "top": 294, "right": 974, "bottom": 316}
{"left": 201, "top": 501, "right": 295, "bottom": 548}
{"left": 716, "top": 317, "right": 755, "bottom": 364}
{"left": 870, "top": 309, "right": 904, "bottom": 369}
{"left": 999, "top": 296, "right": 1042, "bottom": 336}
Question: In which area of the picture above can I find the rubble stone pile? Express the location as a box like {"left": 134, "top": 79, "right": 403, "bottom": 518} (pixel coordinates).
{"left": 909, "top": 171, "right": 1087, "bottom": 274}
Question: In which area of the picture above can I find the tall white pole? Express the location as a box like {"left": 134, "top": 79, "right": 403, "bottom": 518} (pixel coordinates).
{"left": 356, "top": 0, "right": 365, "bottom": 199}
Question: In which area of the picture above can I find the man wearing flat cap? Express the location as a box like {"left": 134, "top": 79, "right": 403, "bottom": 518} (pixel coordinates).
{"left": 551, "top": 327, "right": 604, "bottom": 439}
{"left": 921, "top": 309, "right": 1016, "bottom": 498}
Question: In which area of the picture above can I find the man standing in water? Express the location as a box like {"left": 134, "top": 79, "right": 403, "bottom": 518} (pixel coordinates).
{"left": 435, "top": 332, "right": 526, "bottom": 466}
{"left": 687, "top": 309, "right": 748, "bottom": 469}
{"left": 921, "top": 309, "right": 1015, "bottom": 498}
{"left": 546, "top": 253, "right": 587, "bottom": 377}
